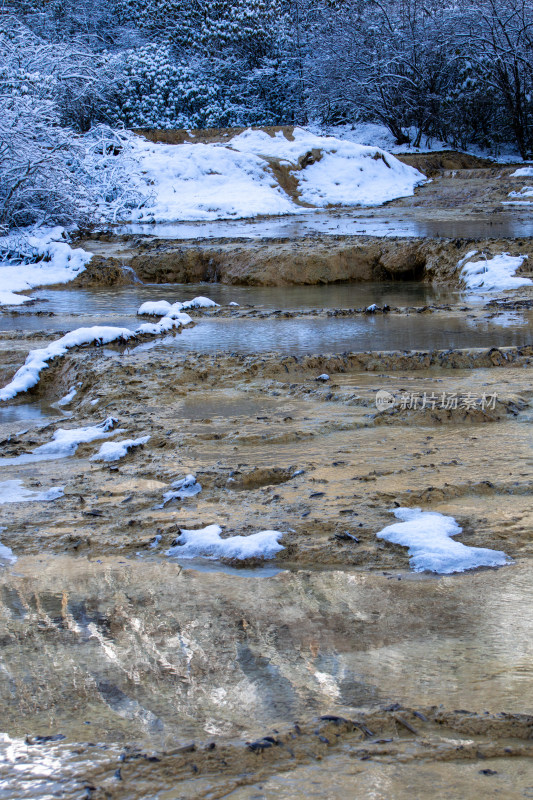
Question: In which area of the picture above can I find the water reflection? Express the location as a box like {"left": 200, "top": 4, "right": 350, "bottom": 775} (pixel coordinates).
{"left": 129, "top": 314, "right": 532, "bottom": 356}
{"left": 0, "top": 556, "right": 531, "bottom": 749}
{"left": 114, "top": 210, "right": 533, "bottom": 240}
{"left": 0, "top": 281, "right": 459, "bottom": 324}
{"left": 0, "top": 402, "right": 59, "bottom": 425}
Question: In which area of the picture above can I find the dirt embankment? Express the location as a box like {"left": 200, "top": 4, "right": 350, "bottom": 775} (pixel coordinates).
{"left": 75, "top": 235, "right": 533, "bottom": 287}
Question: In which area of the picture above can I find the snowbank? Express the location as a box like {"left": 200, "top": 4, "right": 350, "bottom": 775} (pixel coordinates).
{"left": 90, "top": 435, "right": 150, "bottom": 462}
{"left": 166, "top": 525, "right": 285, "bottom": 560}
{"left": 230, "top": 128, "right": 425, "bottom": 207}
{"left": 510, "top": 167, "right": 533, "bottom": 177}
{"left": 0, "top": 326, "right": 133, "bottom": 402}
{"left": 376, "top": 507, "right": 510, "bottom": 574}
{"left": 121, "top": 128, "right": 424, "bottom": 223}
{"left": 460, "top": 253, "right": 531, "bottom": 292}
{"left": 0, "top": 479, "right": 64, "bottom": 503}
{"left": 0, "top": 227, "right": 92, "bottom": 306}
{"left": 0, "top": 307, "right": 193, "bottom": 402}
{"left": 128, "top": 137, "right": 296, "bottom": 222}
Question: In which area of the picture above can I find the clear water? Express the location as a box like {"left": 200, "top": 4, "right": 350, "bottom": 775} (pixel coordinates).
{"left": 0, "top": 402, "right": 59, "bottom": 425}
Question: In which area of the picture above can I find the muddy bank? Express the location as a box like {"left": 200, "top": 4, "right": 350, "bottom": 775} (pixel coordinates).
{"left": 0, "top": 337, "right": 531, "bottom": 566}
{"left": 73, "top": 234, "right": 533, "bottom": 287}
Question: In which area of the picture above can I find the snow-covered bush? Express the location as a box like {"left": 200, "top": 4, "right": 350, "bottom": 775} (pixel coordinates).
{"left": 0, "top": 14, "right": 145, "bottom": 229}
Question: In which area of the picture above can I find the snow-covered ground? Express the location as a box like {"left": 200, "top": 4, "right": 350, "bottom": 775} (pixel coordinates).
{"left": 124, "top": 127, "right": 425, "bottom": 223}
{"left": 0, "top": 227, "right": 92, "bottom": 306}
{"left": 510, "top": 167, "right": 533, "bottom": 177}
{"left": 459, "top": 252, "right": 531, "bottom": 292}
{"left": 376, "top": 507, "right": 510, "bottom": 574}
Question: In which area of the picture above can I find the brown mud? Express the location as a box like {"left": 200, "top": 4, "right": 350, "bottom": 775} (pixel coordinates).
{"left": 1, "top": 335, "right": 532, "bottom": 565}
{"left": 1, "top": 321, "right": 532, "bottom": 797}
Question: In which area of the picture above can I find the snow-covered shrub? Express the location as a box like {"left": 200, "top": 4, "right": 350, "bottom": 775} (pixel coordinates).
{"left": 0, "top": 14, "right": 146, "bottom": 229}
{"left": 112, "top": 45, "right": 225, "bottom": 129}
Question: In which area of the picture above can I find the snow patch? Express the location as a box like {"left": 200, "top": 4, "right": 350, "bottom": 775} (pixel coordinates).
{"left": 137, "top": 296, "right": 218, "bottom": 316}
{"left": 510, "top": 167, "right": 533, "bottom": 177}
{"left": 0, "top": 479, "right": 64, "bottom": 504}
{"left": 460, "top": 253, "right": 531, "bottom": 292}
{"left": 90, "top": 435, "right": 150, "bottom": 462}
{"left": 158, "top": 474, "right": 202, "bottom": 507}
{"left": 508, "top": 186, "right": 533, "bottom": 198}
{"left": 0, "top": 417, "right": 121, "bottom": 465}
{"left": 166, "top": 525, "right": 285, "bottom": 560}
{"left": 180, "top": 296, "right": 219, "bottom": 309}
{"left": 0, "top": 227, "right": 92, "bottom": 306}
{"left": 136, "top": 310, "right": 191, "bottom": 335}
{"left": 57, "top": 387, "right": 77, "bottom": 407}
{"left": 137, "top": 300, "right": 172, "bottom": 316}
{"left": 376, "top": 507, "right": 510, "bottom": 574}
{"left": 118, "top": 128, "right": 424, "bottom": 223}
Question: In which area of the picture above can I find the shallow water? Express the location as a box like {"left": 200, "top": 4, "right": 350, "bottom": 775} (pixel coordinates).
{"left": 130, "top": 314, "right": 532, "bottom": 355}
{"left": 2, "top": 283, "right": 530, "bottom": 354}
{"left": 0, "top": 402, "right": 59, "bottom": 425}
{"left": 115, "top": 210, "right": 533, "bottom": 240}
{"left": 0, "top": 281, "right": 459, "bottom": 331}
{"left": 0, "top": 555, "right": 531, "bottom": 749}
